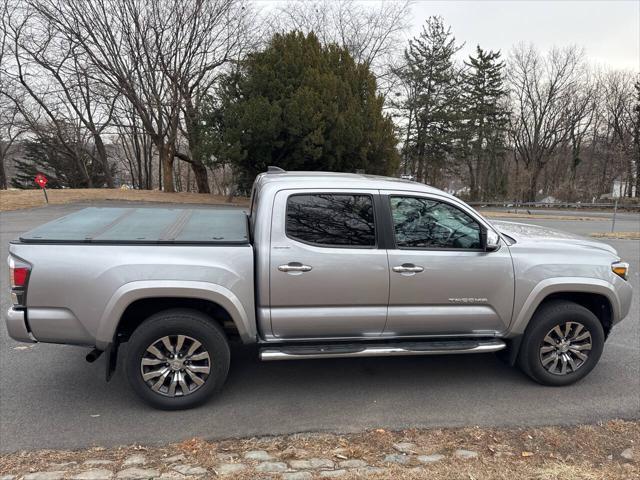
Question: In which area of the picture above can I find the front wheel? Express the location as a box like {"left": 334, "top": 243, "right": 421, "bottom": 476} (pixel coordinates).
{"left": 518, "top": 300, "right": 605, "bottom": 386}
{"left": 124, "top": 309, "right": 230, "bottom": 410}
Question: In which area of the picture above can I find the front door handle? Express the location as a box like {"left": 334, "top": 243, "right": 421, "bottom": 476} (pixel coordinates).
{"left": 278, "top": 262, "right": 313, "bottom": 273}
{"left": 392, "top": 264, "right": 424, "bottom": 274}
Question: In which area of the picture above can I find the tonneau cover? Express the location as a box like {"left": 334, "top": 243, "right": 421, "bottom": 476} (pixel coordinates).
{"left": 19, "top": 207, "right": 250, "bottom": 245}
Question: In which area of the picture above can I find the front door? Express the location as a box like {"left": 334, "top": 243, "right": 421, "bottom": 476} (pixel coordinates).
{"left": 269, "top": 190, "right": 389, "bottom": 339}
{"left": 384, "top": 193, "right": 514, "bottom": 336}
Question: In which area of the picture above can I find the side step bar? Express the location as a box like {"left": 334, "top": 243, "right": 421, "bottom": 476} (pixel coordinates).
{"left": 260, "top": 339, "right": 506, "bottom": 361}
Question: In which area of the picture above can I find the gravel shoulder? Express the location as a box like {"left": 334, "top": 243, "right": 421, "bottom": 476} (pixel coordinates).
{"left": 591, "top": 231, "right": 640, "bottom": 240}
{"left": 0, "top": 421, "right": 637, "bottom": 480}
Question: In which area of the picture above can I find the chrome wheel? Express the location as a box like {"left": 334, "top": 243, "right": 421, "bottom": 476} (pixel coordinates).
{"left": 539, "top": 321, "right": 592, "bottom": 375}
{"left": 140, "top": 335, "right": 211, "bottom": 397}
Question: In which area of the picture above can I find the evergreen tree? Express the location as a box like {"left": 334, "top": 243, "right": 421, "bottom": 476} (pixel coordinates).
{"left": 397, "top": 16, "right": 462, "bottom": 185}
{"left": 11, "top": 134, "right": 112, "bottom": 189}
{"left": 459, "top": 46, "right": 509, "bottom": 200}
{"left": 215, "top": 31, "right": 400, "bottom": 191}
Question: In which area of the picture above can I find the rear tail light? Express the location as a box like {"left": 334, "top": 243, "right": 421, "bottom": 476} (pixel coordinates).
{"left": 12, "top": 266, "right": 29, "bottom": 287}
{"left": 8, "top": 256, "right": 31, "bottom": 306}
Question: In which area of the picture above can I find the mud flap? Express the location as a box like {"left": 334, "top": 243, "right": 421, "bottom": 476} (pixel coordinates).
{"left": 104, "top": 342, "right": 119, "bottom": 382}
{"left": 496, "top": 335, "right": 523, "bottom": 366}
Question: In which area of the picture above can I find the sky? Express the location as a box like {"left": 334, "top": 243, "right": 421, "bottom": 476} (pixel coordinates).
{"left": 263, "top": 0, "right": 639, "bottom": 71}
{"left": 408, "top": 0, "right": 639, "bottom": 71}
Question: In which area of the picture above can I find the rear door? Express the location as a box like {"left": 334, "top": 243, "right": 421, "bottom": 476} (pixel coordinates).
{"left": 269, "top": 189, "right": 389, "bottom": 339}
{"left": 383, "top": 192, "right": 514, "bottom": 336}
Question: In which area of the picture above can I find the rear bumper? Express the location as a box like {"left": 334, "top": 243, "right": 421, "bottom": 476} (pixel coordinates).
{"left": 5, "top": 308, "right": 36, "bottom": 343}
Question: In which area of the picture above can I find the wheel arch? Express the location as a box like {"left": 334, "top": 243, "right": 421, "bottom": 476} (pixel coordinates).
{"left": 537, "top": 292, "right": 613, "bottom": 337}
{"left": 116, "top": 298, "right": 238, "bottom": 343}
{"left": 502, "top": 278, "right": 617, "bottom": 366}
{"left": 510, "top": 277, "right": 619, "bottom": 337}
{"left": 95, "top": 280, "right": 256, "bottom": 350}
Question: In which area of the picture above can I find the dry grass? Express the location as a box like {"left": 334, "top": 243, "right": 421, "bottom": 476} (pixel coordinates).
{"left": 480, "top": 210, "right": 602, "bottom": 221}
{"left": 590, "top": 232, "right": 640, "bottom": 240}
{"left": 0, "top": 188, "right": 249, "bottom": 211}
{"left": 0, "top": 420, "right": 637, "bottom": 479}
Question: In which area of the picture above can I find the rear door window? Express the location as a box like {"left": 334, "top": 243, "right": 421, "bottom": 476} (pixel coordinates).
{"left": 286, "top": 194, "right": 376, "bottom": 247}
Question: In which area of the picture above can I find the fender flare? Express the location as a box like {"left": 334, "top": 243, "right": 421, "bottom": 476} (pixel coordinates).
{"left": 509, "top": 277, "right": 619, "bottom": 336}
{"left": 94, "top": 280, "right": 256, "bottom": 350}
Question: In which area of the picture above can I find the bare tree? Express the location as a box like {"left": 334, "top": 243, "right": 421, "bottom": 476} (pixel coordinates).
{"left": 26, "top": 0, "right": 182, "bottom": 191}
{"left": 562, "top": 66, "right": 598, "bottom": 196}
{"left": 601, "top": 70, "right": 637, "bottom": 197}
{"left": 634, "top": 78, "right": 640, "bottom": 197}
{"left": 27, "top": 0, "right": 255, "bottom": 193}
{"left": 113, "top": 98, "right": 155, "bottom": 190}
{"left": 171, "top": 0, "right": 256, "bottom": 193}
{"left": 0, "top": 103, "right": 24, "bottom": 189}
{"left": 5, "top": 5, "right": 117, "bottom": 187}
{"left": 0, "top": 0, "right": 22, "bottom": 189}
{"left": 272, "top": 0, "right": 411, "bottom": 86}
{"left": 508, "top": 44, "right": 585, "bottom": 201}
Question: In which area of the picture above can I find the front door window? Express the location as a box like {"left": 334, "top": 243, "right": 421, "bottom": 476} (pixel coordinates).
{"left": 390, "top": 196, "right": 481, "bottom": 249}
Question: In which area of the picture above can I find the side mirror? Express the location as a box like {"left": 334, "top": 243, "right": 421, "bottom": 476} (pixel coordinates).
{"left": 481, "top": 227, "right": 501, "bottom": 252}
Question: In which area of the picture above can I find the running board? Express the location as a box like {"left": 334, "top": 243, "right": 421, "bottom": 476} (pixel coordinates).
{"left": 260, "top": 339, "right": 506, "bottom": 361}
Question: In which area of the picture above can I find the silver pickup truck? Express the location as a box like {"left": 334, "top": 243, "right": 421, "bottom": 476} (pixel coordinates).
{"left": 6, "top": 170, "right": 633, "bottom": 409}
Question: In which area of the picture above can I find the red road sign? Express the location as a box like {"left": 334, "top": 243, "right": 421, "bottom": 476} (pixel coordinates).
{"left": 35, "top": 173, "right": 48, "bottom": 188}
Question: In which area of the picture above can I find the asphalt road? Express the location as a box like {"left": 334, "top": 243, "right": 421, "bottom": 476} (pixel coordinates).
{"left": 0, "top": 203, "right": 638, "bottom": 452}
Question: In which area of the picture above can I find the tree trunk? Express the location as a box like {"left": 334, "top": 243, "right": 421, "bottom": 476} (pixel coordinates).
{"left": 627, "top": 157, "right": 635, "bottom": 197}
{"left": 513, "top": 154, "right": 520, "bottom": 202}
{"left": 159, "top": 142, "right": 175, "bottom": 192}
{"left": 0, "top": 156, "right": 6, "bottom": 189}
{"left": 94, "top": 134, "right": 114, "bottom": 188}
{"left": 181, "top": 98, "right": 211, "bottom": 194}
{"left": 527, "top": 162, "right": 544, "bottom": 202}
{"left": 467, "top": 161, "right": 477, "bottom": 200}
{"left": 191, "top": 161, "right": 210, "bottom": 194}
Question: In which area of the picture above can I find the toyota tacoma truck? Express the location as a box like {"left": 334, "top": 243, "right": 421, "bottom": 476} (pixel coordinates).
{"left": 5, "top": 169, "right": 633, "bottom": 409}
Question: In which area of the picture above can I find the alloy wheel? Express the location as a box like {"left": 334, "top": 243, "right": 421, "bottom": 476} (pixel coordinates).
{"left": 140, "top": 335, "right": 211, "bottom": 397}
{"left": 539, "top": 321, "right": 592, "bottom": 375}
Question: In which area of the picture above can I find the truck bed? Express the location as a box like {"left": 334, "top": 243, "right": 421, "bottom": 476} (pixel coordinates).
{"left": 18, "top": 207, "right": 249, "bottom": 245}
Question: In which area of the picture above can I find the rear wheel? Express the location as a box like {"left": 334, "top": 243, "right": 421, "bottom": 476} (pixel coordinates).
{"left": 518, "top": 300, "right": 604, "bottom": 386}
{"left": 125, "top": 309, "right": 230, "bottom": 410}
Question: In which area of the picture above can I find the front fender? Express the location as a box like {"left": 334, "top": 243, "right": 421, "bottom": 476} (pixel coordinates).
{"left": 95, "top": 280, "right": 256, "bottom": 350}
{"left": 509, "top": 277, "right": 622, "bottom": 335}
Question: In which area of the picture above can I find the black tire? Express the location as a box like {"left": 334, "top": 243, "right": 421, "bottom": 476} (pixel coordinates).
{"left": 125, "top": 308, "right": 230, "bottom": 410}
{"left": 518, "top": 300, "right": 605, "bottom": 386}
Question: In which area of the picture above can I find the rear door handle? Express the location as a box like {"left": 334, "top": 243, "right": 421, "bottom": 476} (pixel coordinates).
{"left": 392, "top": 264, "right": 424, "bottom": 274}
{"left": 278, "top": 262, "right": 313, "bottom": 273}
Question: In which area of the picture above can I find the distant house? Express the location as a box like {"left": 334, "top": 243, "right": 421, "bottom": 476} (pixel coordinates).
{"left": 601, "top": 179, "right": 637, "bottom": 199}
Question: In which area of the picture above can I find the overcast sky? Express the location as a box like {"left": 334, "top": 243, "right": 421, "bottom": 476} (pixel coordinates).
{"left": 264, "top": 1, "right": 639, "bottom": 71}
{"left": 407, "top": 0, "right": 639, "bottom": 71}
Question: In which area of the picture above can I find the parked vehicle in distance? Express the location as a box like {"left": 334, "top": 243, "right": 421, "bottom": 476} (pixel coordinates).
{"left": 6, "top": 169, "right": 633, "bottom": 409}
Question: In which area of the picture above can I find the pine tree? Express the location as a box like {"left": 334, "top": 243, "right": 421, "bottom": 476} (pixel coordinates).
{"left": 215, "top": 31, "right": 400, "bottom": 191}
{"left": 459, "top": 46, "right": 509, "bottom": 200}
{"left": 397, "top": 16, "right": 462, "bottom": 186}
{"left": 11, "top": 133, "right": 112, "bottom": 189}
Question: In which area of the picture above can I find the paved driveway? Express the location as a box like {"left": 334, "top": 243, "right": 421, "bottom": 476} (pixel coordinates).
{"left": 0, "top": 203, "right": 638, "bottom": 452}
